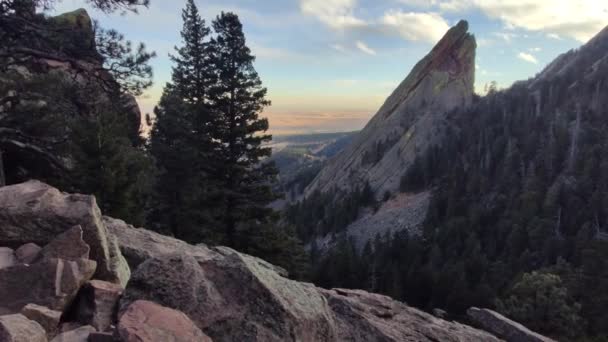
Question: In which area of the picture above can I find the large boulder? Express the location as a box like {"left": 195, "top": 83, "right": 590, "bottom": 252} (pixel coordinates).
{"left": 121, "top": 250, "right": 500, "bottom": 342}
{"left": 121, "top": 253, "right": 336, "bottom": 341}
{"left": 118, "top": 300, "right": 212, "bottom": 342}
{"left": 467, "top": 307, "right": 555, "bottom": 342}
{"left": 0, "top": 313, "right": 47, "bottom": 342}
{"left": 0, "top": 180, "right": 130, "bottom": 286}
{"left": 0, "top": 258, "right": 96, "bottom": 314}
{"left": 323, "top": 289, "right": 501, "bottom": 341}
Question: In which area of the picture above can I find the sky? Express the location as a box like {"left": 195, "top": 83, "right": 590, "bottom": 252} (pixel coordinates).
{"left": 50, "top": 0, "right": 608, "bottom": 135}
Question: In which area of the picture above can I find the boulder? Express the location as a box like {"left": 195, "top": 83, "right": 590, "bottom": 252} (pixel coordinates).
{"left": 40, "top": 226, "right": 90, "bottom": 261}
{"left": 0, "top": 313, "right": 47, "bottom": 342}
{"left": 467, "top": 307, "right": 555, "bottom": 342}
{"left": 21, "top": 304, "right": 62, "bottom": 338}
{"left": 72, "top": 280, "right": 123, "bottom": 332}
{"left": 0, "top": 180, "right": 130, "bottom": 286}
{"left": 0, "top": 258, "right": 96, "bottom": 314}
{"left": 121, "top": 253, "right": 335, "bottom": 341}
{"left": 50, "top": 325, "right": 96, "bottom": 342}
{"left": 323, "top": 289, "right": 501, "bottom": 341}
{"left": 14, "top": 243, "right": 41, "bottom": 264}
{"left": 118, "top": 300, "right": 211, "bottom": 342}
{"left": 0, "top": 247, "right": 16, "bottom": 269}
{"left": 104, "top": 216, "right": 288, "bottom": 277}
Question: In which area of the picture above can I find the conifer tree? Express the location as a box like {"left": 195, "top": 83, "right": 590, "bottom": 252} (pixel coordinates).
{"left": 209, "top": 12, "right": 277, "bottom": 248}
{"left": 148, "top": 0, "right": 223, "bottom": 242}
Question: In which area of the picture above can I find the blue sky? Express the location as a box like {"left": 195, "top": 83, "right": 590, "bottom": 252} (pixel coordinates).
{"left": 51, "top": 0, "right": 608, "bottom": 134}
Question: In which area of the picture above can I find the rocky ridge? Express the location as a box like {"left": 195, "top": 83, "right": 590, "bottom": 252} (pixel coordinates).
{"left": 0, "top": 180, "right": 556, "bottom": 341}
{"left": 305, "top": 20, "right": 475, "bottom": 199}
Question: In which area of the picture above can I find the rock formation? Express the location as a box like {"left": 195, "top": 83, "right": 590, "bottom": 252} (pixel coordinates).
{"left": 0, "top": 180, "right": 535, "bottom": 341}
{"left": 467, "top": 308, "right": 556, "bottom": 342}
{"left": 305, "top": 20, "right": 475, "bottom": 199}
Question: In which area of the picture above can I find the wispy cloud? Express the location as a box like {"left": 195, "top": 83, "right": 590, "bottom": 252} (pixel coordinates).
{"left": 300, "top": 0, "right": 366, "bottom": 30}
{"left": 356, "top": 41, "right": 377, "bottom": 55}
{"left": 517, "top": 52, "right": 538, "bottom": 64}
{"left": 380, "top": 11, "right": 450, "bottom": 43}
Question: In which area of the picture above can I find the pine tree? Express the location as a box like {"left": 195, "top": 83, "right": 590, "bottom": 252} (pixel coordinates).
{"left": 209, "top": 12, "right": 277, "bottom": 248}
{"left": 148, "top": 0, "right": 219, "bottom": 242}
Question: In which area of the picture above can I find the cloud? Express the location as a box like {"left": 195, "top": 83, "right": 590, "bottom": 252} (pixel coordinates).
{"left": 330, "top": 44, "right": 347, "bottom": 53}
{"left": 529, "top": 47, "right": 542, "bottom": 52}
{"left": 517, "top": 52, "right": 538, "bottom": 64}
{"left": 380, "top": 11, "right": 450, "bottom": 43}
{"left": 300, "top": 0, "right": 366, "bottom": 29}
{"left": 397, "top": 0, "right": 608, "bottom": 42}
{"left": 356, "top": 41, "right": 377, "bottom": 55}
{"left": 547, "top": 33, "right": 562, "bottom": 40}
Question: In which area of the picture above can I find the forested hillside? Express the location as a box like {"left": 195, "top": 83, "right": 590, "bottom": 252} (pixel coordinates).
{"left": 306, "top": 25, "right": 608, "bottom": 341}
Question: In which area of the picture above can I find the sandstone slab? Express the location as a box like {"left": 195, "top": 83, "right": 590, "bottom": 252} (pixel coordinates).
{"left": 118, "top": 300, "right": 211, "bottom": 342}
{"left": 0, "top": 313, "right": 47, "bottom": 342}
{"left": 50, "top": 325, "right": 96, "bottom": 342}
{"left": 467, "top": 307, "right": 555, "bottom": 342}
{"left": 21, "top": 304, "right": 62, "bottom": 338}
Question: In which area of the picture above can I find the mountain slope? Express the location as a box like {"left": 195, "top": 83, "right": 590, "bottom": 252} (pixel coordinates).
{"left": 305, "top": 20, "right": 475, "bottom": 198}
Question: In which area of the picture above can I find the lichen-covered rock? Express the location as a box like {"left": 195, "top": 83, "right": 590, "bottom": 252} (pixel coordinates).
{"left": 14, "top": 243, "right": 41, "bottom": 264}
{"left": 121, "top": 253, "right": 336, "bottom": 341}
{"left": 118, "top": 300, "right": 211, "bottom": 342}
{"left": 0, "top": 314, "right": 47, "bottom": 342}
{"left": 0, "top": 258, "right": 96, "bottom": 314}
{"left": 323, "top": 289, "right": 501, "bottom": 341}
{"left": 40, "top": 226, "right": 90, "bottom": 261}
{"left": 0, "top": 180, "right": 130, "bottom": 286}
{"left": 467, "top": 307, "right": 555, "bottom": 342}
{"left": 20, "top": 304, "right": 62, "bottom": 338}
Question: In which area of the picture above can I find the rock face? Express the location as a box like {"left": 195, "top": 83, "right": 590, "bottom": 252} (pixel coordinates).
{"left": 0, "top": 180, "right": 130, "bottom": 286}
{"left": 305, "top": 20, "right": 476, "bottom": 199}
{"left": 467, "top": 307, "right": 556, "bottom": 342}
{"left": 118, "top": 300, "right": 212, "bottom": 342}
{"left": 0, "top": 314, "right": 48, "bottom": 342}
{"left": 50, "top": 325, "right": 95, "bottom": 342}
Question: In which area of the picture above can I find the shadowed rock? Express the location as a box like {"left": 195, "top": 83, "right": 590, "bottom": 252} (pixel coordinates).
{"left": 72, "top": 280, "right": 123, "bottom": 332}
{"left": 0, "top": 247, "right": 16, "bottom": 269}
{"left": 14, "top": 243, "right": 41, "bottom": 264}
{"left": 50, "top": 325, "right": 95, "bottom": 342}
{"left": 40, "top": 226, "right": 90, "bottom": 261}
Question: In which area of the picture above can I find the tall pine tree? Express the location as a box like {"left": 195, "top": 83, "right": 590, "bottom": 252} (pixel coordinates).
{"left": 209, "top": 12, "right": 277, "bottom": 248}
{"left": 148, "top": 0, "right": 219, "bottom": 242}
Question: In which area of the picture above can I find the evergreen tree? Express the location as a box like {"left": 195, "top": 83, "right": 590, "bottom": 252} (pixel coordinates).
{"left": 209, "top": 12, "right": 277, "bottom": 248}
{"left": 148, "top": 0, "right": 219, "bottom": 242}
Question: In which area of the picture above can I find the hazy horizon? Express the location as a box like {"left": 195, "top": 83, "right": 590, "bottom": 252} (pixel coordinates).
{"left": 51, "top": 0, "right": 608, "bottom": 135}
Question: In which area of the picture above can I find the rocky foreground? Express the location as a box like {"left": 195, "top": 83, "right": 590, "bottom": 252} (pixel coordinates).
{"left": 0, "top": 181, "right": 553, "bottom": 341}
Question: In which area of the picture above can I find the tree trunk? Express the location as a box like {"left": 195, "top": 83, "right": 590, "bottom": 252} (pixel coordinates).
{"left": 0, "top": 148, "right": 6, "bottom": 187}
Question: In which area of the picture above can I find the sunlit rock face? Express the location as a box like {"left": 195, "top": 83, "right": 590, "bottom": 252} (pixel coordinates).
{"left": 305, "top": 20, "right": 476, "bottom": 199}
